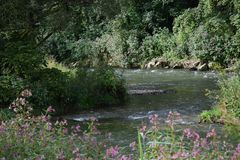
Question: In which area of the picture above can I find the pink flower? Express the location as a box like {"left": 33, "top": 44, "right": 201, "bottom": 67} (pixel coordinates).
{"left": 41, "top": 115, "right": 49, "bottom": 122}
{"left": 47, "top": 106, "right": 55, "bottom": 113}
{"left": 200, "top": 139, "right": 209, "bottom": 150}
{"left": 171, "top": 152, "right": 189, "bottom": 159}
{"left": 231, "top": 144, "right": 240, "bottom": 160}
{"left": 149, "top": 114, "right": 159, "bottom": 124}
{"left": 63, "top": 128, "right": 68, "bottom": 134}
{"left": 167, "top": 111, "right": 180, "bottom": 120}
{"left": 61, "top": 119, "right": 68, "bottom": 126}
{"left": 120, "top": 155, "right": 131, "bottom": 160}
{"left": 183, "top": 128, "right": 200, "bottom": 141}
{"left": 206, "top": 129, "right": 216, "bottom": 138}
{"left": 106, "top": 146, "right": 119, "bottom": 158}
{"left": 140, "top": 125, "right": 147, "bottom": 133}
{"left": 192, "top": 148, "right": 201, "bottom": 158}
{"left": 171, "top": 152, "right": 182, "bottom": 159}
{"left": 74, "top": 125, "right": 81, "bottom": 132}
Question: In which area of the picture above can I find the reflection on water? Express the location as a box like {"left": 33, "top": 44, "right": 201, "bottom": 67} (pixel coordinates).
{"left": 65, "top": 69, "right": 221, "bottom": 146}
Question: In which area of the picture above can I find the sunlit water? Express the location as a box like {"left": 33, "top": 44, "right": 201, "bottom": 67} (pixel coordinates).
{"left": 65, "top": 69, "right": 222, "bottom": 146}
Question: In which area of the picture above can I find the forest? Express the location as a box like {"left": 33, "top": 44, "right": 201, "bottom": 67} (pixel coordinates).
{"left": 0, "top": 0, "right": 240, "bottom": 159}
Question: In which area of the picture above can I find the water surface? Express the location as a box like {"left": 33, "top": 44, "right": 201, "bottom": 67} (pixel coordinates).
{"left": 66, "top": 69, "right": 220, "bottom": 146}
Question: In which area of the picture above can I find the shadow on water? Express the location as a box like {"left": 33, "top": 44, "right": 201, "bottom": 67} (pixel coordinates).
{"left": 65, "top": 69, "right": 222, "bottom": 146}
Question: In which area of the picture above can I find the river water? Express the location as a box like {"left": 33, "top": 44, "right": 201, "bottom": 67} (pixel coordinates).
{"left": 65, "top": 69, "right": 221, "bottom": 146}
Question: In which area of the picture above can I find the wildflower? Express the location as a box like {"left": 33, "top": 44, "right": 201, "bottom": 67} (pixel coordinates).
{"left": 47, "top": 106, "right": 55, "bottom": 113}
{"left": 18, "top": 98, "right": 26, "bottom": 106}
{"left": 120, "top": 155, "right": 131, "bottom": 160}
{"left": 92, "top": 125, "right": 99, "bottom": 134}
{"left": 206, "top": 129, "right": 216, "bottom": 138}
{"left": 72, "top": 147, "right": 80, "bottom": 154}
{"left": 183, "top": 128, "right": 200, "bottom": 141}
{"left": 61, "top": 119, "right": 68, "bottom": 126}
{"left": 171, "top": 152, "right": 182, "bottom": 159}
{"left": 192, "top": 148, "right": 201, "bottom": 158}
{"left": 20, "top": 89, "right": 32, "bottom": 98}
{"left": 149, "top": 114, "right": 159, "bottom": 124}
{"left": 167, "top": 111, "right": 180, "bottom": 120}
{"left": 159, "top": 145, "right": 164, "bottom": 153}
{"left": 46, "top": 122, "right": 52, "bottom": 131}
{"left": 231, "top": 144, "right": 240, "bottom": 160}
{"left": 171, "top": 152, "right": 189, "bottom": 159}
{"left": 200, "top": 138, "right": 209, "bottom": 150}
{"left": 140, "top": 125, "right": 147, "bottom": 133}
{"left": 74, "top": 125, "right": 81, "bottom": 132}
{"left": 63, "top": 128, "right": 68, "bottom": 134}
{"left": 129, "top": 141, "right": 136, "bottom": 151}
{"left": 106, "top": 146, "right": 119, "bottom": 158}
{"left": 41, "top": 115, "right": 49, "bottom": 122}
{"left": 57, "top": 151, "right": 65, "bottom": 160}
{"left": 21, "top": 123, "right": 30, "bottom": 129}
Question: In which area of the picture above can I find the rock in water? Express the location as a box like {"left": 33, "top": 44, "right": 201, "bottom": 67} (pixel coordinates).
{"left": 198, "top": 63, "right": 209, "bottom": 71}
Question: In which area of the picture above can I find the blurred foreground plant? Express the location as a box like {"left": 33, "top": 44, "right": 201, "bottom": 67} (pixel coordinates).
{"left": 0, "top": 90, "right": 239, "bottom": 159}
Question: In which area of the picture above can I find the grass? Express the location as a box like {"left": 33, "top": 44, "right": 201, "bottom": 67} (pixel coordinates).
{"left": 47, "top": 58, "right": 76, "bottom": 74}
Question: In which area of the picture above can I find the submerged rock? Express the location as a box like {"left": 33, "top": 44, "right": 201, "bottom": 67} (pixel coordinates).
{"left": 128, "top": 89, "right": 176, "bottom": 95}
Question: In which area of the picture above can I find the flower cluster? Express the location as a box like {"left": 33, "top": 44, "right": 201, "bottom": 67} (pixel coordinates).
{"left": 1, "top": 91, "right": 239, "bottom": 160}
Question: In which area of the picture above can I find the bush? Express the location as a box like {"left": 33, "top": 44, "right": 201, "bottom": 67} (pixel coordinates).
{"left": 200, "top": 107, "right": 223, "bottom": 123}
{"left": 0, "top": 75, "right": 25, "bottom": 106}
{"left": 0, "top": 108, "right": 14, "bottom": 121}
{"left": 173, "top": 8, "right": 203, "bottom": 58}
{"left": 200, "top": 74, "right": 240, "bottom": 140}
{"left": 201, "top": 75, "right": 240, "bottom": 120}
{"left": 140, "top": 28, "right": 175, "bottom": 61}
{"left": 1, "top": 64, "right": 127, "bottom": 115}
{"left": 71, "top": 67, "right": 127, "bottom": 109}
{"left": 28, "top": 68, "right": 72, "bottom": 114}
{"left": 188, "top": 16, "right": 234, "bottom": 65}
{"left": 218, "top": 75, "right": 240, "bottom": 118}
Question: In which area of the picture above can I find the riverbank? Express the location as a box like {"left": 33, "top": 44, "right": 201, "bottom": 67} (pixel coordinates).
{"left": 199, "top": 74, "right": 240, "bottom": 140}
{"left": 126, "top": 57, "right": 240, "bottom": 72}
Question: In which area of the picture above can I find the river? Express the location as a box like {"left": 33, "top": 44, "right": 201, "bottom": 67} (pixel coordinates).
{"left": 65, "top": 69, "right": 221, "bottom": 146}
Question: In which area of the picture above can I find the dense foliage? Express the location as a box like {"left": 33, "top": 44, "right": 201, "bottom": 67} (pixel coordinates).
{"left": 0, "top": 0, "right": 128, "bottom": 113}
{"left": 44, "top": 0, "right": 240, "bottom": 67}
{"left": 0, "top": 0, "right": 240, "bottom": 112}
{"left": 200, "top": 74, "right": 240, "bottom": 139}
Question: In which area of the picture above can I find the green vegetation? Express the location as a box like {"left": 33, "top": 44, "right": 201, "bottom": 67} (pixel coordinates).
{"left": 200, "top": 74, "right": 240, "bottom": 139}
{"left": 1, "top": 96, "right": 239, "bottom": 159}
{"left": 1, "top": 0, "right": 240, "bottom": 113}
{"left": 1, "top": 0, "right": 240, "bottom": 159}
{"left": 45, "top": 0, "right": 240, "bottom": 68}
